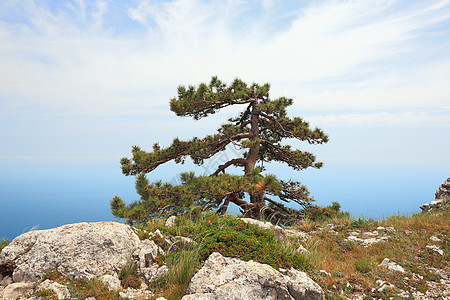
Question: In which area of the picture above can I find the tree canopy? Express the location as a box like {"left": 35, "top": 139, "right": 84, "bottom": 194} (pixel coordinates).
{"left": 111, "top": 77, "right": 329, "bottom": 224}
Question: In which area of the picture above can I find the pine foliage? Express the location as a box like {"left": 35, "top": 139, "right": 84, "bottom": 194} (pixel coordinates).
{"left": 111, "top": 77, "right": 328, "bottom": 225}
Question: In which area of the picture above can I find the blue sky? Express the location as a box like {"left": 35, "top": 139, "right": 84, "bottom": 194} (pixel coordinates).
{"left": 1, "top": 0, "right": 450, "bottom": 235}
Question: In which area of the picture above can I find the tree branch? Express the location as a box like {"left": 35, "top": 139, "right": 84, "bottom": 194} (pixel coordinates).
{"left": 212, "top": 158, "right": 248, "bottom": 176}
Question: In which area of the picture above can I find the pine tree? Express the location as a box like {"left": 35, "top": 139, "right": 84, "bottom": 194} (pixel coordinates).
{"left": 111, "top": 77, "right": 328, "bottom": 225}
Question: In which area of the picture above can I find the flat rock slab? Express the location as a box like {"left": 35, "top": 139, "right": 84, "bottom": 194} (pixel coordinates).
{"left": 0, "top": 222, "right": 141, "bottom": 282}
{"left": 182, "top": 252, "right": 324, "bottom": 300}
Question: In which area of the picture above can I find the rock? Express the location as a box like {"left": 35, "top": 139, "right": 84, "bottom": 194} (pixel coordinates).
{"left": 0, "top": 222, "right": 141, "bottom": 282}
{"left": 142, "top": 264, "right": 169, "bottom": 282}
{"left": 435, "top": 177, "right": 450, "bottom": 199}
{"left": 182, "top": 252, "right": 325, "bottom": 300}
{"left": 429, "top": 236, "right": 442, "bottom": 242}
{"left": 345, "top": 235, "right": 390, "bottom": 247}
{"left": 296, "top": 245, "right": 309, "bottom": 255}
{"left": 420, "top": 198, "right": 446, "bottom": 213}
{"left": 379, "top": 258, "right": 406, "bottom": 273}
{"left": 169, "top": 236, "right": 197, "bottom": 250}
{"left": 0, "top": 282, "right": 34, "bottom": 299}
{"left": 37, "top": 279, "right": 70, "bottom": 299}
{"left": 376, "top": 280, "right": 395, "bottom": 292}
{"left": 385, "top": 226, "right": 395, "bottom": 233}
{"left": 426, "top": 245, "right": 444, "bottom": 256}
{"left": 319, "top": 270, "right": 331, "bottom": 277}
{"left": 165, "top": 216, "right": 178, "bottom": 227}
{"left": 133, "top": 239, "right": 164, "bottom": 270}
{"left": 1, "top": 276, "right": 13, "bottom": 286}
{"left": 240, "top": 218, "right": 308, "bottom": 239}
{"left": 362, "top": 231, "right": 378, "bottom": 238}
{"left": 119, "top": 287, "right": 154, "bottom": 299}
{"left": 99, "top": 273, "right": 122, "bottom": 290}
{"left": 421, "top": 177, "right": 450, "bottom": 212}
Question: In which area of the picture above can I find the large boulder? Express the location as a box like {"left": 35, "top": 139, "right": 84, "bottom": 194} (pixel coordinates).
{"left": 0, "top": 222, "right": 141, "bottom": 282}
{"left": 181, "top": 252, "right": 324, "bottom": 300}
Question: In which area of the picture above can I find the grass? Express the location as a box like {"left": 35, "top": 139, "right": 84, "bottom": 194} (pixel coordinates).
{"left": 119, "top": 259, "right": 142, "bottom": 289}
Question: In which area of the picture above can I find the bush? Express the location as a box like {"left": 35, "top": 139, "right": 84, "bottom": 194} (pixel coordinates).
{"left": 303, "top": 202, "right": 350, "bottom": 222}
{"left": 0, "top": 238, "right": 8, "bottom": 252}
{"left": 351, "top": 217, "right": 375, "bottom": 229}
{"left": 164, "top": 213, "right": 311, "bottom": 271}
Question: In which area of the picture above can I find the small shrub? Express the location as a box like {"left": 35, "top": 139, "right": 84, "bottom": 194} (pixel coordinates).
{"left": 351, "top": 217, "right": 375, "bottom": 229}
{"left": 302, "top": 202, "right": 350, "bottom": 222}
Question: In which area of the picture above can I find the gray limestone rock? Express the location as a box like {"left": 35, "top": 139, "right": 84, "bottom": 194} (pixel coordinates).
{"left": 0, "top": 282, "right": 34, "bottom": 299}
{"left": 142, "top": 264, "right": 169, "bottom": 282}
{"left": 119, "top": 287, "right": 154, "bottom": 299}
{"left": 133, "top": 239, "right": 164, "bottom": 270}
{"left": 240, "top": 218, "right": 308, "bottom": 239}
{"left": 0, "top": 222, "right": 141, "bottom": 282}
{"left": 165, "top": 216, "right": 178, "bottom": 227}
{"left": 37, "top": 279, "right": 70, "bottom": 299}
{"left": 379, "top": 258, "right": 406, "bottom": 273}
{"left": 99, "top": 273, "right": 122, "bottom": 291}
{"left": 182, "top": 252, "right": 324, "bottom": 300}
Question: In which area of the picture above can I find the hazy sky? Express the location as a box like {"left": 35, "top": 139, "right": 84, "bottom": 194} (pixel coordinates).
{"left": 1, "top": 0, "right": 449, "bottom": 206}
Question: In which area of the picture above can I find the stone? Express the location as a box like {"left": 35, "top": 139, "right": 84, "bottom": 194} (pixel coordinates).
{"left": 133, "top": 239, "right": 164, "bottom": 270}
{"left": 1, "top": 276, "right": 13, "bottom": 286}
{"left": 426, "top": 245, "right": 444, "bottom": 256}
{"left": 0, "top": 282, "right": 34, "bottom": 299}
{"left": 240, "top": 218, "right": 308, "bottom": 239}
{"left": 37, "top": 279, "right": 70, "bottom": 299}
{"left": 385, "top": 227, "right": 395, "bottom": 233}
{"left": 379, "top": 258, "right": 406, "bottom": 273}
{"left": 119, "top": 287, "right": 154, "bottom": 299}
{"left": 319, "top": 270, "right": 331, "bottom": 277}
{"left": 182, "top": 252, "right": 325, "bottom": 300}
{"left": 142, "top": 264, "right": 169, "bottom": 282}
{"left": 170, "top": 236, "right": 197, "bottom": 250}
{"left": 429, "top": 236, "right": 442, "bottom": 242}
{"left": 296, "top": 245, "right": 309, "bottom": 255}
{"left": 420, "top": 199, "right": 446, "bottom": 213}
{"left": 345, "top": 235, "right": 390, "bottom": 247}
{"left": 0, "top": 222, "right": 141, "bottom": 282}
{"left": 165, "top": 216, "right": 178, "bottom": 227}
{"left": 99, "top": 273, "right": 122, "bottom": 290}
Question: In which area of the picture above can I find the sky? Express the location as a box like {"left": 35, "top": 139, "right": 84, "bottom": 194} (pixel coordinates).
{"left": 1, "top": 0, "right": 450, "bottom": 239}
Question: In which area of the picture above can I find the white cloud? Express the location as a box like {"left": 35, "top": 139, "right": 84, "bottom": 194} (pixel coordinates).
{"left": 0, "top": 0, "right": 449, "bottom": 122}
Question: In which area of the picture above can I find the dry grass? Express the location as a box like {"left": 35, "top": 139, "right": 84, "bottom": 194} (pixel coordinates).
{"left": 302, "top": 208, "right": 449, "bottom": 299}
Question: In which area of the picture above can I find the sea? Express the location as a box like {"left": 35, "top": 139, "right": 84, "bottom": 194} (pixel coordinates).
{"left": 0, "top": 158, "right": 447, "bottom": 242}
